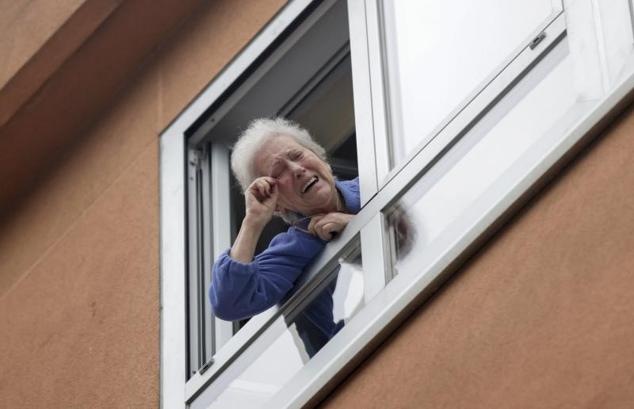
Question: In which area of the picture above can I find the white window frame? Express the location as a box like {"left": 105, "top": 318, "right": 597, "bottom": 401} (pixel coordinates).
{"left": 161, "top": 0, "right": 634, "bottom": 408}
{"left": 362, "top": 0, "right": 566, "bottom": 190}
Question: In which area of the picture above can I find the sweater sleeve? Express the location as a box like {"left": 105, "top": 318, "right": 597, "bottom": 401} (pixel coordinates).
{"left": 209, "top": 229, "right": 326, "bottom": 321}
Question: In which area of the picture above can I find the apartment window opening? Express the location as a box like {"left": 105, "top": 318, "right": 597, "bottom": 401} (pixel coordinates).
{"left": 184, "top": 0, "right": 357, "bottom": 378}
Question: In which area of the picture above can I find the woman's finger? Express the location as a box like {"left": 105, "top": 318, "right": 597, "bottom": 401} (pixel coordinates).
{"left": 259, "top": 179, "right": 274, "bottom": 200}
{"left": 323, "top": 221, "right": 342, "bottom": 234}
{"left": 315, "top": 212, "right": 354, "bottom": 240}
{"left": 311, "top": 219, "right": 334, "bottom": 241}
{"left": 314, "top": 224, "right": 331, "bottom": 241}
{"left": 308, "top": 214, "right": 326, "bottom": 237}
{"left": 264, "top": 178, "right": 274, "bottom": 195}
{"left": 247, "top": 180, "right": 266, "bottom": 203}
{"left": 253, "top": 184, "right": 265, "bottom": 201}
{"left": 259, "top": 181, "right": 269, "bottom": 197}
{"left": 321, "top": 221, "right": 342, "bottom": 238}
{"left": 257, "top": 180, "right": 267, "bottom": 196}
{"left": 257, "top": 177, "right": 277, "bottom": 197}
{"left": 262, "top": 183, "right": 278, "bottom": 207}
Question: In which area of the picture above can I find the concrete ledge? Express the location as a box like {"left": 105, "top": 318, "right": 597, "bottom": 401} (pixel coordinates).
{"left": 0, "top": 0, "right": 205, "bottom": 219}
{"left": 0, "top": 0, "right": 123, "bottom": 127}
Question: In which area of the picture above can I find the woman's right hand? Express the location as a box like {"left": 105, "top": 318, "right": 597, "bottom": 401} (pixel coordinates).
{"left": 308, "top": 212, "right": 353, "bottom": 241}
{"left": 244, "top": 176, "right": 278, "bottom": 228}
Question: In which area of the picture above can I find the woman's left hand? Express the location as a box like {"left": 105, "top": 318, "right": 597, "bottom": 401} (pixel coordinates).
{"left": 308, "top": 212, "right": 354, "bottom": 241}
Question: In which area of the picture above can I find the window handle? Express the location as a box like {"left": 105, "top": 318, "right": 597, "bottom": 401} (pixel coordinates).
{"left": 198, "top": 358, "right": 214, "bottom": 375}
{"left": 529, "top": 32, "right": 547, "bottom": 50}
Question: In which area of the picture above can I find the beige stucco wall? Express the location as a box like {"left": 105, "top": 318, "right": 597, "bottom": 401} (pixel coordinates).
{"left": 320, "top": 104, "right": 634, "bottom": 408}
{"left": 0, "top": 0, "right": 122, "bottom": 127}
{"left": 0, "top": 0, "right": 285, "bottom": 407}
{"left": 0, "top": 0, "right": 87, "bottom": 89}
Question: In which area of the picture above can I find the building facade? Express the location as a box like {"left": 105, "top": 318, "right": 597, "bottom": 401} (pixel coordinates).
{"left": 1, "top": 1, "right": 634, "bottom": 408}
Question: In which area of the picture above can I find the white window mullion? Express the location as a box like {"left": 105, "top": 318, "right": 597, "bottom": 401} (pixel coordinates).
{"left": 349, "top": 0, "right": 392, "bottom": 300}
{"left": 210, "top": 143, "right": 235, "bottom": 350}
{"left": 360, "top": 213, "right": 391, "bottom": 302}
{"left": 363, "top": 0, "right": 392, "bottom": 189}
{"left": 200, "top": 146, "right": 214, "bottom": 363}
{"left": 160, "top": 130, "right": 188, "bottom": 409}
{"left": 348, "top": 0, "right": 379, "bottom": 205}
{"left": 187, "top": 147, "right": 204, "bottom": 374}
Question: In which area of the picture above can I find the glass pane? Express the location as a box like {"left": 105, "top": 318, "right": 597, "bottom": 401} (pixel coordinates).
{"left": 287, "top": 54, "right": 356, "bottom": 168}
{"left": 386, "top": 38, "right": 591, "bottom": 275}
{"left": 193, "top": 247, "right": 364, "bottom": 409}
{"left": 383, "top": 0, "right": 557, "bottom": 168}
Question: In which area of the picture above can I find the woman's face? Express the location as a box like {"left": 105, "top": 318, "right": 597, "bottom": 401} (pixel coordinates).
{"left": 254, "top": 134, "right": 337, "bottom": 216}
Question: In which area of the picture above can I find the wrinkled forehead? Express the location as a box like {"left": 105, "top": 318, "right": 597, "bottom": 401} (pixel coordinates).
{"left": 253, "top": 134, "right": 304, "bottom": 175}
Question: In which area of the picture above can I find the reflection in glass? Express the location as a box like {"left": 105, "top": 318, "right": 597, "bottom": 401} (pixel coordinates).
{"left": 198, "top": 249, "right": 363, "bottom": 409}
{"left": 382, "top": 0, "right": 556, "bottom": 168}
{"left": 387, "top": 38, "right": 589, "bottom": 275}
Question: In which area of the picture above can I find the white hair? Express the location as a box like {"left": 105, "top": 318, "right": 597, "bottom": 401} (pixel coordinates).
{"left": 230, "top": 117, "right": 327, "bottom": 193}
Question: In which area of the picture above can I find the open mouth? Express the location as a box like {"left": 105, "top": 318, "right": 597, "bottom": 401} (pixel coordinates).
{"left": 301, "top": 175, "right": 319, "bottom": 194}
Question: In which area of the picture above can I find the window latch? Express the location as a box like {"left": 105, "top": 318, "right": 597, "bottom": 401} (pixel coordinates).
{"left": 529, "top": 32, "right": 547, "bottom": 50}
{"left": 198, "top": 358, "right": 214, "bottom": 375}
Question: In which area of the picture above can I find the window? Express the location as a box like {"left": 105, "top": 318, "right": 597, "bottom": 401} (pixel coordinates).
{"left": 160, "top": 0, "right": 634, "bottom": 408}
{"left": 183, "top": 0, "right": 356, "bottom": 378}
{"left": 381, "top": 0, "right": 561, "bottom": 171}
{"left": 387, "top": 34, "right": 586, "bottom": 277}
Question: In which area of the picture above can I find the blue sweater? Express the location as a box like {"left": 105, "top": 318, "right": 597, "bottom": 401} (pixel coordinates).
{"left": 209, "top": 178, "right": 360, "bottom": 350}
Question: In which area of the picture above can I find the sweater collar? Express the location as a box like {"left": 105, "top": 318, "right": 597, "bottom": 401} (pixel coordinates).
{"left": 335, "top": 177, "right": 360, "bottom": 214}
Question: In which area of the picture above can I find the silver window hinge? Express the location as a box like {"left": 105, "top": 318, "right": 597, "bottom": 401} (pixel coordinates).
{"left": 190, "top": 148, "right": 204, "bottom": 169}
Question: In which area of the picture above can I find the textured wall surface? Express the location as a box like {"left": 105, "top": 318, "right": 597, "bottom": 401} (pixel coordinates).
{"left": 320, "top": 104, "right": 634, "bottom": 408}
{"left": 0, "top": 0, "right": 285, "bottom": 407}
{"left": 0, "top": 0, "right": 200, "bottom": 219}
{"left": 0, "top": 0, "right": 86, "bottom": 89}
{"left": 0, "top": 0, "right": 122, "bottom": 127}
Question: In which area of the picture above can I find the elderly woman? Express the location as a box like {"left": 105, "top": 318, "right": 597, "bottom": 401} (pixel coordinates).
{"left": 209, "top": 117, "right": 359, "bottom": 354}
